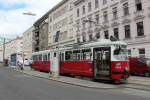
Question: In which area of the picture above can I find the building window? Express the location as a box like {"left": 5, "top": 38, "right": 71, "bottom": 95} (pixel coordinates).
{"left": 77, "top": 37, "right": 80, "bottom": 43}
{"left": 103, "top": 0, "right": 107, "bottom": 5}
{"left": 69, "top": 15, "right": 73, "bottom": 24}
{"left": 139, "top": 48, "right": 145, "bottom": 58}
{"left": 49, "top": 17, "right": 52, "bottom": 22}
{"left": 89, "top": 34, "right": 93, "bottom": 41}
{"left": 137, "top": 21, "right": 144, "bottom": 36}
{"left": 114, "top": 28, "right": 119, "bottom": 40}
{"left": 112, "top": 7, "right": 118, "bottom": 19}
{"left": 82, "top": 20, "right": 86, "bottom": 29}
{"left": 69, "top": 3, "right": 73, "bottom": 11}
{"left": 95, "top": 0, "right": 99, "bottom": 9}
{"left": 123, "top": 2, "right": 129, "bottom": 16}
{"left": 88, "top": 2, "right": 92, "bottom": 12}
{"left": 128, "top": 49, "right": 131, "bottom": 57}
{"left": 88, "top": 17, "right": 92, "bottom": 27}
{"left": 95, "top": 14, "right": 99, "bottom": 24}
{"left": 104, "top": 30, "right": 109, "bottom": 39}
{"left": 69, "top": 28, "right": 74, "bottom": 39}
{"left": 124, "top": 25, "right": 131, "bottom": 39}
{"left": 76, "top": 21, "right": 80, "bottom": 32}
{"left": 77, "top": 8, "right": 80, "bottom": 17}
{"left": 103, "top": 11, "right": 108, "bottom": 22}
{"left": 96, "top": 32, "right": 100, "bottom": 39}
{"left": 82, "top": 34, "right": 86, "bottom": 42}
{"left": 82, "top": 5, "right": 85, "bottom": 14}
{"left": 135, "top": 0, "right": 142, "bottom": 11}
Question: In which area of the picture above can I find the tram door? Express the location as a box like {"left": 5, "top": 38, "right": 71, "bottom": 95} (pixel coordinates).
{"left": 93, "top": 47, "right": 111, "bottom": 79}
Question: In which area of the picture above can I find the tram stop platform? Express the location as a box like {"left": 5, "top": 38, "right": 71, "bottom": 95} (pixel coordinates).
{"left": 12, "top": 66, "right": 117, "bottom": 89}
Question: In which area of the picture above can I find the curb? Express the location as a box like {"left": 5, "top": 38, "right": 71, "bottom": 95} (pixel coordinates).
{"left": 11, "top": 68, "right": 117, "bottom": 90}
{"left": 23, "top": 72, "right": 117, "bottom": 90}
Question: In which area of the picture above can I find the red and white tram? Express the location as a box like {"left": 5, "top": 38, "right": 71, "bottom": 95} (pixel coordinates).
{"left": 32, "top": 50, "right": 51, "bottom": 72}
{"left": 32, "top": 39, "right": 129, "bottom": 82}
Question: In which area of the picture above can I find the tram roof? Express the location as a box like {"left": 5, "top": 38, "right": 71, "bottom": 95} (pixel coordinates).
{"left": 81, "top": 39, "right": 127, "bottom": 48}
{"left": 32, "top": 39, "right": 127, "bottom": 55}
{"left": 32, "top": 50, "right": 51, "bottom": 55}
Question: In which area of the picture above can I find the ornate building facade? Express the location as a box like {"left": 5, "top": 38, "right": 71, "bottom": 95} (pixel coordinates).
{"left": 73, "top": 0, "right": 150, "bottom": 58}
{"left": 48, "top": 0, "right": 75, "bottom": 49}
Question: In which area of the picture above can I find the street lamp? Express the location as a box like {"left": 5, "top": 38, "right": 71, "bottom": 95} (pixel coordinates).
{"left": 23, "top": 12, "right": 36, "bottom": 16}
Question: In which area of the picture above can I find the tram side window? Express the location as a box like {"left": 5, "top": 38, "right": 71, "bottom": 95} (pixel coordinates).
{"left": 72, "top": 50, "right": 81, "bottom": 61}
{"left": 61, "top": 53, "right": 64, "bottom": 61}
{"left": 39, "top": 54, "right": 42, "bottom": 61}
{"left": 32, "top": 55, "right": 37, "bottom": 61}
{"left": 82, "top": 49, "right": 92, "bottom": 60}
{"left": 33, "top": 55, "right": 39, "bottom": 61}
{"left": 65, "top": 51, "right": 72, "bottom": 61}
{"left": 43, "top": 54, "right": 48, "bottom": 61}
{"left": 48, "top": 53, "right": 51, "bottom": 60}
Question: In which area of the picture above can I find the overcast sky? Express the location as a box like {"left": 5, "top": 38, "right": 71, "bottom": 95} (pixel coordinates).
{"left": 0, "top": 0, "right": 62, "bottom": 39}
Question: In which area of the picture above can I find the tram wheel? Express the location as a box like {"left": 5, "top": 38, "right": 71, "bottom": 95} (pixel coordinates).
{"left": 114, "top": 80, "right": 120, "bottom": 84}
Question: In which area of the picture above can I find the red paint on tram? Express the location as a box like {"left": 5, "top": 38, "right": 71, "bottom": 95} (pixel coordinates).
{"left": 60, "top": 60, "right": 93, "bottom": 77}
{"left": 32, "top": 60, "right": 51, "bottom": 72}
{"left": 111, "top": 61, "right": 129, "bottom": 80}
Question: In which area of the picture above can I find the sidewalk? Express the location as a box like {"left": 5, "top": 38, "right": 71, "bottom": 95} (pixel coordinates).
{"left": 128, "top": 76, "right": 150, "bottom": 86}
{"left": 14, "top": 66, "right": 117, "bottom": 89}
{"left": 10, "top": 66, "right": 150, "bottom": 91}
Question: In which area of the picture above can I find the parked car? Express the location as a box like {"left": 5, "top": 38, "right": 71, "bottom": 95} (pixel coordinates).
{"left": 129, "top": 57, "right": 150, "bottom": 77}
{"left": 24, "top": 59, "right": 29, "bottom": 66}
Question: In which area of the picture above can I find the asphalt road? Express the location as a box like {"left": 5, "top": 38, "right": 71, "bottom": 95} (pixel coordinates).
{"left": 0, "top": 67, "right": 150, "bottom": 100}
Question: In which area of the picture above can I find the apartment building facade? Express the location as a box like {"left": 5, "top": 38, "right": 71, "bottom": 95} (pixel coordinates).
{"left": 48, "top": 0, "right": 75, "bottom": 49}
{"left": 33, "top": 14, "right": 49, "bottom": 52}
{"left": 23, "top": 26, "right": 34, "bottom": 59}
{"left": 4, "top": 37, "right": 23, "bottom": 60}
{"left": 0, "top": 45, "right": 3, "bottom": 62}
{"left": 73, "top": 0, "right": 150, "bottom": 58}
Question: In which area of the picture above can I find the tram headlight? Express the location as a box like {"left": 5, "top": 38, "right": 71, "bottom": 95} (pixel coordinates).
{"left": 115, "top": 63, "right": 121, "bottom": 69}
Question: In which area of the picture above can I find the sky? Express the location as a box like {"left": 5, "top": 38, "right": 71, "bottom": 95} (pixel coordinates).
{"left": 0, "top": 0, "right": 62, "bottom": 39}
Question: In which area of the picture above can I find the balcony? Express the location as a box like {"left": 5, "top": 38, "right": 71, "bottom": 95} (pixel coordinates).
{"left": 122, "top": 13, "right": 131, "bottom": 19}
{"left": 133, "top": 9, "right": 145, "bottom": 21}
{"left": 111, "top": 17, "right": 119, "bottom": 22}
{"left": 111, "top": 21, "right": 120, "bottom": 27}
{"left": 134, "top": 9, "right": 144, "bottom": 15}
{"left": 122, "top": 18, "right": 131, "bottom": 25}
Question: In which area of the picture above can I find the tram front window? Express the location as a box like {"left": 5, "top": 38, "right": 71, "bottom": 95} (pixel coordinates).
{"left": 114, "top": 46, "right": 128, "bottom": 61}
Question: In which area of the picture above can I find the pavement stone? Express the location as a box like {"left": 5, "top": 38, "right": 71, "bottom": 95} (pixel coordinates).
{"left": 128, "top": 76, "right": 150, "bottom": 86}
